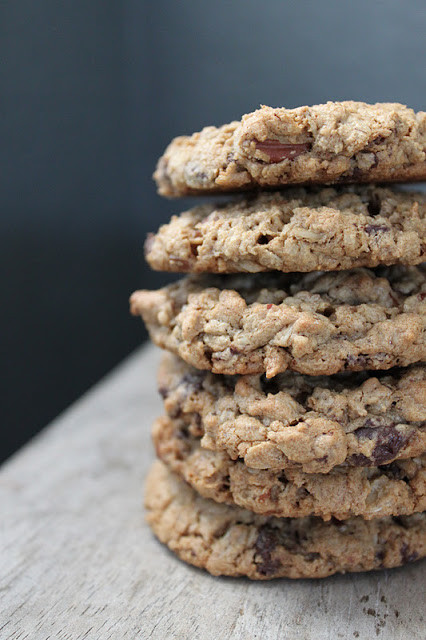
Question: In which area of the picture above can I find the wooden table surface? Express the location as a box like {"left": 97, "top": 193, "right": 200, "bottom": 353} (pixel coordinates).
{"left": 1, "top": 344, "right": 424, "bottom": 640}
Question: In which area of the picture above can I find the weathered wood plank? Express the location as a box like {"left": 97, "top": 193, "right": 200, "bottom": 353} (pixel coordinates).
{"left": 0, "top": 345, "right": 424, "bottom": 640}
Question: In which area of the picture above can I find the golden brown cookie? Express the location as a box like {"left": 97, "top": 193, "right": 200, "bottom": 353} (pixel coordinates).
{"left": 146, "top": 186, "right": 425, "bottom": 273}
{"left": 145, "top": 461, "right": 426, "bottom": 579}
{"left": 158, "top": 354, "right": 426, "bottom": 473}
{"left": 154, "top": 102, "right": 426, "bottom": 197}
{"left": 130, "top": 265, "right": 426, "bottom": 377}
{"left": 153, "top": 415, "right": 426, "bottom": 521}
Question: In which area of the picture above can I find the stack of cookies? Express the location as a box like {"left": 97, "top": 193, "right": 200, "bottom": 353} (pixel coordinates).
{"left": 131, "top": 101, "right": 426, "bottom": 579}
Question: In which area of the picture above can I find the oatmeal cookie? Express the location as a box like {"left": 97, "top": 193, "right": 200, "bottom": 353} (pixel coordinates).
{"left": 158, "top": 354, "right": 426, "bottom": 473}
{"left": 146, "top": 186, "right": 425, "bottom": 273}
{"left": 153, "top": 415, "right": 426, "bottom": 521}
{"left": 145, "top": 461, "right": 426, "bottom": 579}
{"left": 154, "top": 102, "right": 426, "bottom": 196}
{"left": 130, "top": 265, "right": 426, "bottom": 377}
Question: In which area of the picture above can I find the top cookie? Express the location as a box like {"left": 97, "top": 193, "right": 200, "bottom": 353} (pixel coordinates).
{"left": 154, "top": 102, "right": 426, "bottom": 196}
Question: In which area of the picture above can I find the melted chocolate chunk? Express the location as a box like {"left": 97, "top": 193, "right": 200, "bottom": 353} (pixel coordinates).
{"left": 254, "top": 526, "right": 282, "bottom": 576}
{"left": 176, "top": 424, "right": 190, "bottom": 440}
{"left": 181, "top": 371, "right": 206, "bottom": 393}
{"left": 354, "top": 424, "right": 410, "bottom": 465}
{"left": 346, "top": 355, "right": 368, "bottom": 369}
{"left": 348, "top": 453, "right": 371, "bottom": 466}
{"left": 400, "top": 542, "right": 419, "bottom": 564}
{"left": 365, "top": 224, "right": 389, "bottom": 235}
{"left": 255, "top": 140, "right": 311, "bottom": 163}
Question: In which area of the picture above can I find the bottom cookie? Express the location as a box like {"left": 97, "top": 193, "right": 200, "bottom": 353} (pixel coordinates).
{"left": 145, "top": 461, "right": 426, "bottom": 580}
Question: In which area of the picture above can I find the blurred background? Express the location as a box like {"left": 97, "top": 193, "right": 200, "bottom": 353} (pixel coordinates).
{"left": 2, "top": 0, "right": 425, "bottom": 462}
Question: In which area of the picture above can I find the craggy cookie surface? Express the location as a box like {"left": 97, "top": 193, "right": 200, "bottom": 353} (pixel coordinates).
{"left": 158, "top": 354, "right": 426, "bottom": 473}
{"left": 145, "top": 461, "right": 426, "bottom": 579}
{"left": 146, "top": 186, "right": 425, "bottom": 273}
{"left": 153, "top": 415, "right": 426, "bottom": 521}
{"left": 131, "top": 265, "right": 426, "bottom": 377}
{"left": 154, "top": 102, "right": 426, "bottom": 196}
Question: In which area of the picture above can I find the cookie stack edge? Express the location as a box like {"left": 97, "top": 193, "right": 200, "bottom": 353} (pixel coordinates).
{"left": 131, "top": 101, "right": 426, "bottom": 579}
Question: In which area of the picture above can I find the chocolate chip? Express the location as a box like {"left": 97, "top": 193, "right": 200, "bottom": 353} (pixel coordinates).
{"left": 255, "top": 140, "right": 311, "bottom": 163}
{"left": 158, "top": 386, "right": 169, "bottom": 399}
{"left": 400, "top": 542, "right": 419, "bottom": 564}
{"left": 346, "top": 355, "right": 367, "bottom": 369}
{"left": 254, "top": 526, "right": 282, "bottom": 576}
{"left": 354, "top": 424, "right": 377, "bottom": 440}
{"left": 296, "top": 487, "right": 310, "bottom": 500}
{"left": 365, "top": 223, "right": 389, "bottom": 234}
{"left": 194, "top": 170, "right": 208, "bottom": 182}
{"left": 368, "top": 135, "right": 386, "bottom": 148}
{"left": 176, "top": 424, "right": 190, "bottom": 440}
{"left": 230, "top": 345, "right": 240, "bottom": 355}
{"left": 181, "top": 372, "right": 206, "bottom": 393}
{"left": 354, "top": 425, "right": 409, "bottom": 465}
{"left": 348, "top": 453, "right": 371, "bottom": 466}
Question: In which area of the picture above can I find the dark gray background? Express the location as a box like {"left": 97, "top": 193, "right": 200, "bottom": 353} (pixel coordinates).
{"left": 2, "top": 1, "right": 425, "bottom": 461}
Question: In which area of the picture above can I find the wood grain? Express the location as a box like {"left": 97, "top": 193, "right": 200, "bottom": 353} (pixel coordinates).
{"left": 0, "top": 345, "right": 424, "bottom": 640}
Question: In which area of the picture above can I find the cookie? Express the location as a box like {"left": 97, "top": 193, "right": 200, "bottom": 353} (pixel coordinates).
{"left": 145, "top": 461, "right": 426, "bottom": 579}
{"left": 130, "top": 265, "right": 426, "bottom": 377}
{"left": 146, "top": 186, "right": 425, "bottom": 274}
{"left": 158, "top": 353, "right": 426, "bottom": 473}
{"left": 153, "top": 102, "right": 426, "bottom": 197}
{"left": 153, "top": 415, "right": 426, "bottom": 521}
